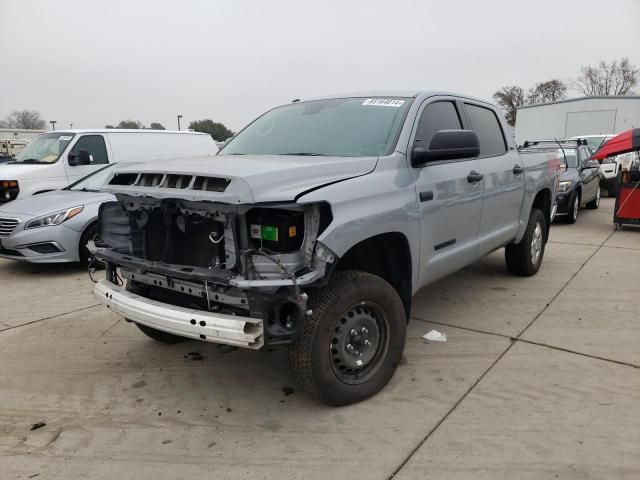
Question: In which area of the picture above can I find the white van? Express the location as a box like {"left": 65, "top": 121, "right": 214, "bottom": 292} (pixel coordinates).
{"left": 0, "top": 129, "right": 217, "bottom": 203}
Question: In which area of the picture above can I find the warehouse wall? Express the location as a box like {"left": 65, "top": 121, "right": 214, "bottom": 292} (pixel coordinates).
{"left": 515, "top": 97, "right": 640, "bottom": 145}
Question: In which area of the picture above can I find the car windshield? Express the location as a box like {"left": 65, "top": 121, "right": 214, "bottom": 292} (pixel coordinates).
{"left": 557, "top": 148, "right": 579, "bottom": 169}
{"left": 220, "top": 97, "right": 412, "bottom": 157}
{"left": 67, "top": 164, "right": 117, "bottom": 191}
{"left": 12, "top": 132, "right": 75, "bottom": 164}
{"left": 583, "top": 136, "right": 611, "bottom": 149}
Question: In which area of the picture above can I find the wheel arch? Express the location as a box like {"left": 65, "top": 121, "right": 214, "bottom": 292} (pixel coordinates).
{"left": 531, "top": 188, "right": 552, "bottom": 241}
{"left": 333, "top": 232, "right": 413, "bottom": 321}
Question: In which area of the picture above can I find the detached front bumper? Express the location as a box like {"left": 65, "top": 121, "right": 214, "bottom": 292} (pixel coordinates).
{"left": 94, "top": 279, "right": 265, "bottom": 349}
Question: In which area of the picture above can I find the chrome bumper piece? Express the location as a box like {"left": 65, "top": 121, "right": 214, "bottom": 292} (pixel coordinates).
{"left": 94, "top": 279, "right": 264, "bottom": 349}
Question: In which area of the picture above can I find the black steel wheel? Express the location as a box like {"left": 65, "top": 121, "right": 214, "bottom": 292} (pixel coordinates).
{"left": 289, "top": 270, "right": 406, "bottom": 406}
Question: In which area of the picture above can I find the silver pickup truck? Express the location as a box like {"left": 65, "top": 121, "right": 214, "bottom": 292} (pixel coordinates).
{"left": 90, "top": 92, "right": 558, "bottom": 405}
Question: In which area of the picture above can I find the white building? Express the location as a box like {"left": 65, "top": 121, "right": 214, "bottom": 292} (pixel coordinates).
{"left": 0, "top": 128, "right": 45, "bottom": 141}
{"left": 515, "top": 96, "right": 640, "bottom": 146}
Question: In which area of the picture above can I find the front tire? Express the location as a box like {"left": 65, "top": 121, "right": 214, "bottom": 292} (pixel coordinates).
{"left": 505, "top": 208, "right": 547, "bottom": 276}
{"left": 564, "top": 192, "right": 579, "bottom": 224}
{"left": 289, "top": 270, "right": 406, "bottom": 406}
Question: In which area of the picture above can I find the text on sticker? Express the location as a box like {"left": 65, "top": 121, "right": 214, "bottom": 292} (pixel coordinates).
{"left": 362, "top": 98, "right": 405, "bottom": 107}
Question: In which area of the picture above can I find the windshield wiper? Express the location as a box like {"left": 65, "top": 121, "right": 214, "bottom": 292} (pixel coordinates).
{"left": 8, "top": 158, "right": 47, "bottom": 164}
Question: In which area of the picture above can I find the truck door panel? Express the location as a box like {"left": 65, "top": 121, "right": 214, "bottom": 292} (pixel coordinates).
{"left": 463, "top": 102, "right": 524, "bottom": 255}
{"left": 408, "top": 99, "right": 483, "bottom": 287}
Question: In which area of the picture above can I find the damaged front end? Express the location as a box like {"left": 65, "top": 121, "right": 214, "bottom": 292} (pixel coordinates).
{"left": 90, "top": 186, "right": 335, "bottom": 349}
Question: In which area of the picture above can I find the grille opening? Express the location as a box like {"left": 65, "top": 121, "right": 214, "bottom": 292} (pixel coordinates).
{"left": 192, "top": 176, "right": 230, "bottom": 192}
{"left": 110, "top": 173, "right": 138, "bottom": 186}
{"left": 138, "top": 173, "right": 164, "bottom": 187}
{"left": 163, "top": 174, "right": 192, "bottom": 189}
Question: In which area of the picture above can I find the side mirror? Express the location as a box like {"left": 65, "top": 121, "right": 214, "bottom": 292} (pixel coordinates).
{"left": 413, "top": 130, "right": 480, "bottom": 166}
{"left": 583, "top": 159, "right": 600, "bottom": 169}
{"left": 69, "top": 148, "right": 92, "bottom": 166}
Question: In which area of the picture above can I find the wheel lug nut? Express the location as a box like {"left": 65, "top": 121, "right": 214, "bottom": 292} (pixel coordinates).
{"left": 364, "top": 340, "right": 371, "bottom": 348}
{"left": 346, "top": 344, "right": 354, "bottom": 352}
{"left": 350, "top": 329, "right": 358, "bottom": 336}
{"left": 361, "top": 327, "right": 368, "bottom": 335}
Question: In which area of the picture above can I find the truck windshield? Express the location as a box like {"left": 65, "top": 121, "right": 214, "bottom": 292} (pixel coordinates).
{"left": 12, "top": 132, "right": 75, "bottom": 164}
{"left": 220, "top": 97, "right": 412, "bottom": 157}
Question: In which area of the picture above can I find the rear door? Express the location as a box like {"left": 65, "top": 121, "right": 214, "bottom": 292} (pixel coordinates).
{"left": 462, "top": 102, "right": 524, "bottom": 255}
{"left": 409, "top": 97, "right": 483, "bottom": 286}
{"left": 65, "top": 134, "right": 110, "bottom": 183}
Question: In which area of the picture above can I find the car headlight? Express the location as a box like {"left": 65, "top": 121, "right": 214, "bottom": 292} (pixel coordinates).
{"left": 25, "top": 206, "right": 84, "bottom": 229}
{"left": 558, "top": 181, "right": 573, "bottom": 193}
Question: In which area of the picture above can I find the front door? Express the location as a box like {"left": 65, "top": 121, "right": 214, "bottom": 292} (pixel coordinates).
{"left": 65, "top": 134, "right": 110, "bottom": 183}
{"left": 579, "top": 146, "right": 599, "bottom": 204}
{"left": 409, "top": 98, "right": 484, "bottom": 287}
{"left": 462, "top": 102, "right": 525, "bottom": 255}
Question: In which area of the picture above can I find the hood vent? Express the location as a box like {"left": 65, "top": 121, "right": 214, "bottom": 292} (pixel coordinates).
{"left": 108, "top": 172, "right": 230, "bottom": 192}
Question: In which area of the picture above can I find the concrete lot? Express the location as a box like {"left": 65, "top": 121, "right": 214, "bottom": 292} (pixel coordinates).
{"left": 0, "top": 197, "right": 638, "bottom": 479}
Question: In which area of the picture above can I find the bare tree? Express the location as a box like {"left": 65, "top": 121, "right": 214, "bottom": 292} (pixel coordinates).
{"left": 0, "top": 109, "right": 47, "bottom": 129}
{"left": 492, "top": 86, "right": 525, "bottom": 126}
{"left": 573, "top": 58, "right": 639, "bottom": 96}
{"left": 527, "top": 79, "right": 567, "bottom": 104}
{"left": 149, "top": 122, "right": 166, "bottom": 130}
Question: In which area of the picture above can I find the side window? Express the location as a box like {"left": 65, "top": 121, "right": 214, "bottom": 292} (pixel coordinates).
{"left": 414, "top": 101, "right": 462, "bottom": 148}
{"left": 464, "top": 104, "right": 507, "bottom": 157}
{"left": 69, "top": 135, "right": 108, "bottom": 165}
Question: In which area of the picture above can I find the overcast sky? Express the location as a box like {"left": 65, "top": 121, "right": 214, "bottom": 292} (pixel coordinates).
{"left": 1, "top": 0, "right": 639, "bottom": 131}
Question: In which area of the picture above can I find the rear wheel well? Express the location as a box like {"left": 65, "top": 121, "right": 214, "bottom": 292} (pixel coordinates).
{"left": 532, "top": 189, "right": 551, "bottom": 241}
{"left": 334, "top": 233, "right": 412, "bottom": 320}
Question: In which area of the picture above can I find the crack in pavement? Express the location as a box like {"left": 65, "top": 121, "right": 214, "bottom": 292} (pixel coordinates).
{"left": 390, "top": 229, "right": 617, "bottom": 479}
{"left": 0, "top": 304, "right": 101, "bottom": 335}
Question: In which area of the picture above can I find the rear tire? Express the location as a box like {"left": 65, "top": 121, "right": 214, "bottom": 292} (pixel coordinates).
{"left": 289, "top": 270, "right": 406, "bottom": 406}
{"left": 586, "top": 187, "right": 600, "bottom": 209}
{"left": 505, "top": 208, "right": 546, "bottom": 277}
{"left": 135, "top": 323, "right": 190, "bottom": 344}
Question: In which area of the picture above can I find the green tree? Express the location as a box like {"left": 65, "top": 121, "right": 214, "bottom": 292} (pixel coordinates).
{"left": 188, "top": 119, "right": 234, "bottom": 141}
{"left": 149, "top": 122, "right": 165, "bottom": 130}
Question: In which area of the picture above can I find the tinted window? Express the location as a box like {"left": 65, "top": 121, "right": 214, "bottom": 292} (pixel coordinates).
{"left": 70, "top": 135, "right": 108, "bottom": 164}
{"left": 465, "top": 104, "right": 507, "bottom": 157}
{"left": 414, "top": 101, "right": 462, "bottom": 148}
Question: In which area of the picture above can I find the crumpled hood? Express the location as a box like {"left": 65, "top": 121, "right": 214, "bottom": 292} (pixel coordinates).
{"left": 0, "top": 190, "right": 114, "bottom": 216}
{"left": 101, "top": 154, "right": 378, "bottom": 203}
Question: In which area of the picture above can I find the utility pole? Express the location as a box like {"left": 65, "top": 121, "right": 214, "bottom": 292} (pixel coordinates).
{"left": 50, "top": 120, "right": 57, "bottom": 131}
{"left": 177, "top": 115, "right": 183, "bottom": 131}
{"left": 70, "top": 123, "right": 73, "bottom": 129}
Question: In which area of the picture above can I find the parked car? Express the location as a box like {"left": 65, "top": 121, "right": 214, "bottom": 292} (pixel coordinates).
{"left": 0, "top": 164, "right": 120, "bottom": 265}
{"left": 89, "top": 92, "right": 558, "bottom": 405}
{"left": 522, "top": 139, "right": 600, "bottom": 223}
{"left": 570, "top": 134, "right": 636, "bottom": 196}
{"left": 0, "top": 129, "right": 217, "bottom": 203}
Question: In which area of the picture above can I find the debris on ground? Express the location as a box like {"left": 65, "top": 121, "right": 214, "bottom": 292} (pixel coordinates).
{"left": 184, "top": 352, "right": 203, "bottom": 361}
{"left": 30, "top": 422, "right": 46, "bottom": 431}
{"left": 422, "top": 330, "right": 447, "bottom": 343}
{"left": 282, "top": 386, "right": 295, "bottom": 396}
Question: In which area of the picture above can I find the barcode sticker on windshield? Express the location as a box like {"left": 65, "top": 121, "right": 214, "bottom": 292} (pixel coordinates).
{"left": 362, "top": 98, "right": 405, "bottom": 107}
{"left": 59, "top": 136, "right": 72, "bottom": 141}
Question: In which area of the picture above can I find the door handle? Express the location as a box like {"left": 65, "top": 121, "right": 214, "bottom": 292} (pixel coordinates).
{"left": 513, "top": 164, "right": 524, "bottom": 175}
{"left": 419, "top": 191, "right": 434, "bottom": 202}
{"left": 467, "top": 171, "right": 483, "bottom": 183}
